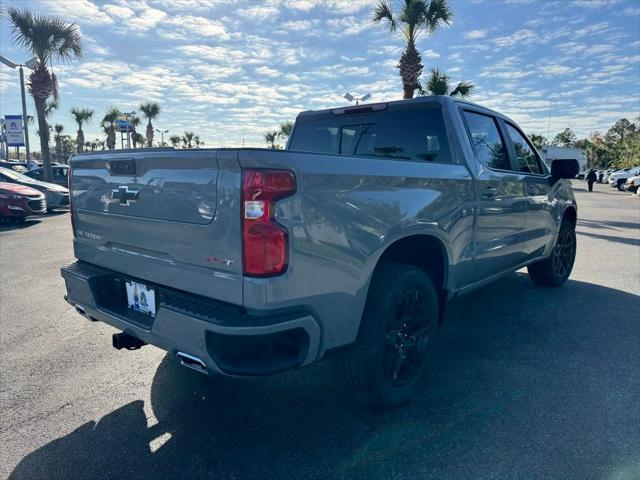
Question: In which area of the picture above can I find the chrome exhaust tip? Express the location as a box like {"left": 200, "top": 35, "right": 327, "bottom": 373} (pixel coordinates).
{"left": 176, "top": 352, "right": 208, "bottom": 374}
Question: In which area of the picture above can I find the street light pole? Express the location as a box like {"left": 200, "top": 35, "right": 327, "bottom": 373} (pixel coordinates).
{"left": 344, "top": 92, "right": 372, "bottom": 106}
{"left": 18, "top": 66, "right": 32, "bottom": 167}
{"left": 156, "top": 128, "right": 169, "bottom": 146}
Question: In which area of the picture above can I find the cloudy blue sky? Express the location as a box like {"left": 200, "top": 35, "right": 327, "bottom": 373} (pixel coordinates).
{"left": 1, "top": 0, "right": 639, "bottom": 149}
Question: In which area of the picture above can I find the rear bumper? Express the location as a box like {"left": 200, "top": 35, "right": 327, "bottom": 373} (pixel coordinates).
{"left": 61, "top": 261, "right": 321, "bottom": 376}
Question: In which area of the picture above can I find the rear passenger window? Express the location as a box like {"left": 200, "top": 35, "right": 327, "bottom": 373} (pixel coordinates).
{"left": 505, "top": 124, "right": 543, "bottom": 174}
{"left": 462, "top": 111, "right": 510, "bottom": 171}
{"left": 289, "top": 108, "right": 452, "bottom": 164}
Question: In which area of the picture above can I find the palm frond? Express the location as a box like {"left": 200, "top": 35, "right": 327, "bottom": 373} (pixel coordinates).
{"left": 279, "top": 121, "right": 293, "bottom": 137}
{"left": 426, "top": 67, "right": 450, "bottom": 95}
{"left": 44, "top": 99, "right": 58, "bottom": 118}
{"left": 7, "top": 7, "right": 82, "bottom": 63}
{"left": 372, "top": 1, "right": 397, "bottom": 31}
{"left": 425, "top": 0, "right": 453, "bottom": 33}
{"left": 140, "top": 102, "right": 161, "bottom": 120}
{"left": 102, "top": 106, "right": 120, "bottom": 124}
{"left": 449, "top": 80, "right": 474, "bottom": 99}
{"left": 71, "top": 107, "right": 94, "bottom": 127}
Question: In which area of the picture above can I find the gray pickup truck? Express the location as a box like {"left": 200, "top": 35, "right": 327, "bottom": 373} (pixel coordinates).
{"left": 62, "top": 96, "right": 578, "bottom": 407}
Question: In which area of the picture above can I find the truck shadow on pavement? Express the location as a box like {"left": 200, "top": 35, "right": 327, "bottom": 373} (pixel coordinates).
{"left": 9, "top": 274, "right": 640, "bottom": 480}
{"left": 0, "top": 219, "right": 42, "bottom": 232}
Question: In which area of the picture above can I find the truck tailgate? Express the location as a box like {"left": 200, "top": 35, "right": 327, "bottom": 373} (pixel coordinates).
{"left": 70, "top": 149, "right": 243, "bottom": 305}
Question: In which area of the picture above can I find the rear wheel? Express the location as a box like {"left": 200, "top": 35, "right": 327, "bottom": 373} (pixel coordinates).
{"left": 527, "top": 220, "right": 576, "bottom": 287}
{"left": 335, "top": 262, "right": 440, "bottom": 408}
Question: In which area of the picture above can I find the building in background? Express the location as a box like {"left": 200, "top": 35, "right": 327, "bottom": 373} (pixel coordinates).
{"left": 540, "top": 146, "right": 587, "bottom": 173}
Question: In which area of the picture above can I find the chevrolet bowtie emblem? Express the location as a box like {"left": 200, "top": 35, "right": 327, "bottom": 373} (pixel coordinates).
{"left": 112, "top": 185, "right": 139, "bottom": 205}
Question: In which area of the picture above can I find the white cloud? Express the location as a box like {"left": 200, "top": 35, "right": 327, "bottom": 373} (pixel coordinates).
{"left": 255, "top": 66, "right": 281, "bottom": 78}
{"left": 540, "top": 63, "right": 579, "bottom": 76}
{"left": 128, "top": 7, "right": 167, "bottom": 31}
{"left": 103, "top": 4, "right": 135, "bottom": 19}
{"left": 285, "top": 0, "right": 370, "bottom": 14}
{"left": 161, "top": 15, "right": 229, "bottom": 39}
{"left": 40, "top": 0, "right": 113, "bottom": 25}
{"left": 281, "top": 20, "right": 312, "bottom": 31}
{"left": 422, "top": 49, "right": 440, "bottom": 59}
{"left": 465, "top": 30, "right": 487, "bottom": 40}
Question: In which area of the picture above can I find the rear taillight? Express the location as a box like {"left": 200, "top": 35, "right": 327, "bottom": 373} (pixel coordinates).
{"left": 242, "top": 169, "right": 296, "bottom": 277}
{"left": 68, "top": 166, "right": 76, "bottom": 237}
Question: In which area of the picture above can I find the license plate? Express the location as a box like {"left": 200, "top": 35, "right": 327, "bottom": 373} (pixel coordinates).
{"left": 125, "top": 281, "right": 156, "bottom": 317}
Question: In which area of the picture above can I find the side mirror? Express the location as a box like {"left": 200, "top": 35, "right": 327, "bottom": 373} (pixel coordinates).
{"left": 550, "top": 159, "right": 579, "bottom": 183}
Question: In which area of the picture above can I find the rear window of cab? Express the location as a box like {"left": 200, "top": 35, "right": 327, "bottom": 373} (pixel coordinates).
{"left": 289, "top": 107, "right": 452, "bottom": 164}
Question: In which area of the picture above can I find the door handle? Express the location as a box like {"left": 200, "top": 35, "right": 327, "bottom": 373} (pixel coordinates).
{"left": 481, "top": 186, "right": 498, "bottom": 198}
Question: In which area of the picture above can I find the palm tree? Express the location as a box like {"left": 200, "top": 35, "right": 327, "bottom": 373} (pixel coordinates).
{"left": 182, "top": 131, "right": 195, "bottom": 149}
{"left": 132, "top": 132, "right": 145, "bottom": 148}
{"left": 44, "top": 99, "right": 58, "bottom": 119}
{"left": 169, "top": 135, "right": 181, "bottom": 148}
{"left": 194, "top": 135, "right": 205, "bottom": 148}
{"left": 7, "top": 7, "right": 82, "bottom": 182}
{"left": 102, "top": 107, "right": 119, "bottom": 150}
{"left": 264, "top": 130, "right": 278, "bottom": 149}
{"left": 373, "top": 0, "right": 452, "bottom": 99}
{"left": 70, "top": 107, "right": 94, "bottom": 153}
{"left": 278, "top": 121, "right": 293, "bottom": 142}
{"left": 418, "top": 67, "right": 474, "bottom": 99}
{"left": 129, "top": 115, "right": 141, "bottom": 148}
{"left": 53, "top": 124, "right": 64, "bottom": 161}
{"left": 140, "top": 102, "right": 160, "bottom": 147}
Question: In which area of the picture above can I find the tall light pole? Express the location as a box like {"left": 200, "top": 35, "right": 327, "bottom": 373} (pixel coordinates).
{"left": 344, "top": 92, "right": 372, "bottom": 106}
{"left": 0, "top": 55, "right": 38, "bottom": 168}
{"left": 156, "top": 128, "right": 169, "bottom": 146}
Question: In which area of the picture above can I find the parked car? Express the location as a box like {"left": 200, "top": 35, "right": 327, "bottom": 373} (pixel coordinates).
{"left": 624, "top": 175, "right": 640, "bottom": 193}
{"left": 0, "top": 181, "right": 47, "bottom": 221}
{"left": 575, "top": 170, "right": 589, "bottom": 180}
{"left": 0, "top": 161, "right": 29, "bottom": 173}
{"left": 0, "top": 166, "right": 70, "bottom": 210}
{"left": 609, "top": 167, "right": 640, "bottom": 190}
{"left": 25, "top": 165, "right": 69, "bottom": 187}
{"left": 61, "top": 96, "right": 579, "bottom": 407}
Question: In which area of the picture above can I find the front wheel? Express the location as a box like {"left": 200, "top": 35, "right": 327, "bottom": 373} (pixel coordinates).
{"left": 527, "top": 220, "right": 576, "bottom": 287}
{"left": 335, "top": 262, "right": 441, "bottom": 408}
{"left": 617, "top": 180, "right": 626, "bottom": 191}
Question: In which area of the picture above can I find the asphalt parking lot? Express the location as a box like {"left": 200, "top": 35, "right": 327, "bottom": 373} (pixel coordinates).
{"left": 1, "top": 182, "right": 638, "bottom": 480}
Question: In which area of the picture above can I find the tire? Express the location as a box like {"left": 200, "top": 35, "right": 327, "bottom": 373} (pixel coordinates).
{"left": 335, "top": 262, "right": 441, "bottom": 408}
{"left": 527, "top": 220, "right": 576, "bottom": 287}
{"left": 617, "top": 180, "right": 626, "bottom": 191}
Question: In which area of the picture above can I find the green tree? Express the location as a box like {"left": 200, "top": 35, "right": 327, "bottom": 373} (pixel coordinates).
{"left": 53, "top": 124, "right": 64, "bottom": 161}
{"left": 102, "top": 107, "right": 119, "bottom": 150}
{"left": 279, "top": 121, "right": 293, "bottom": 138}
{"left": 181, "top": 131, "right": 194, "bottom": 148}
{"left": 552, "top": 128, "right": 577, "bottom": 148}
{"left": 70, "top": 107, "right": 93, "bottom": 153}
{"left": 7, "top": 7, "right": 82, "bottom": 182}
{"left": 44, "top": 99, "right": 58, "bottom": 119}
{"left": 130, "top": 115, "right": 141, "bottom": 148}
{"left": 264, "top": 130, "right": 279, "bottom": 149}
{"left": 418, "top": 67, "right": 474, "bottom": 99}
{"left": 132, "top": 132, "right": 145, "bottom": 149}
{"left": 605, "top": 118, "right": 636, "bottom": 145}
{"left": 140, "top": 102, "right": 161, "bottom": 147}
{"left": 373, "top": 0, "right": 453, "bottom": 99}
{"left": 528, "top": 134, "right": 548, "bottom": 151}
{"left": 169, "top": 135, "right": 181, "bottom": 148}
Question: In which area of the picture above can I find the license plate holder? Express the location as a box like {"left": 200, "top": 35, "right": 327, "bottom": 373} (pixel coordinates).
{"left": 125, "top": 280, "right": 156, "bottom": 317}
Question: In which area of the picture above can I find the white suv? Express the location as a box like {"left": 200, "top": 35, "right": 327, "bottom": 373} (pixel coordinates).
{"left": 609, "top": 167, "right": 640, "bottom": 190}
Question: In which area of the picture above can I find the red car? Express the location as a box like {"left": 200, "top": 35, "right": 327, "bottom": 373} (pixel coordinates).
{"left": 0, "top": 182, "right": 47, "bottom": 221}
